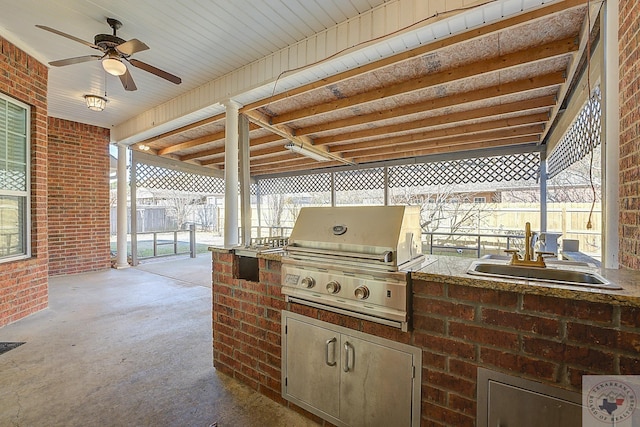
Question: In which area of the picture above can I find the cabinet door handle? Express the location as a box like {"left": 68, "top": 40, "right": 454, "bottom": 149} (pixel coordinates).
{"left": 325, "top": 337, "right": 337, "bottom": 366}
{"left": 344, "top": 341, "right": 353, "bottom": 372}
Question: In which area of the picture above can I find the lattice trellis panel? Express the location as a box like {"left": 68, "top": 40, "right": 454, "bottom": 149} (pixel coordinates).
{"left": 335, "top": 167, "right": 385, "bottom": 191}
{"left": 134, "top": 163, "right": 225, "bottom": 193}
{"left": 389, "top": 153, "right": 540, "bottom": 188}
{"left": 257, "top": 173, "right": 331, "bottom": 195}
{"left": 547, "top": 87, "right": 601, "bottom": 179}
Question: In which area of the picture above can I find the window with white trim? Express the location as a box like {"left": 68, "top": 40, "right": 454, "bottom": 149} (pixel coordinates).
{"left": 0, "top": 93, "right": 30, "bottom": 261}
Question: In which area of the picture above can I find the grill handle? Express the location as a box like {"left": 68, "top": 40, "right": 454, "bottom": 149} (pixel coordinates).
{"left": 287, "top": 245, "right": 393, "bottom": 263}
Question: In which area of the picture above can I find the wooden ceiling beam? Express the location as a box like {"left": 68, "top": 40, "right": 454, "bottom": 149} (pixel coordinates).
{"left": 271, "top": 37, "right": 577, "bottom": 125}
{"left": 137, "top": 113, "right": 225, "bottom": 146}
{"left": 179, "top": 146, "right": 225, "bottom": 161}
{"left": 240, "top": 0, "right": 586, "bottom": 114}
{"left": 336, "top": 124, "right": 543, "bottom": 156}
{"left": 351, "top": 136, "right": 538, "bottom": 164}
{"left": 158, "top": 123, "right": 261, "bottom": 155}
{"left": 250, "top": 160, "right": 341, "bottom": 176}
{"left": 299, "top": 72, "right": 565, "bottom": 136}
{"left": 158, "top": 132, "right": 224, "bottom": 155}
{"left": 320, "top": 111, "right": 549, "bottom": 147}
{"left": 244, "top": 110, "right": 354, "bottom": 165}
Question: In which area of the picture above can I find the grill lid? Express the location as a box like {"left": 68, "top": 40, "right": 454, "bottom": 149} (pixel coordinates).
{"left": 286, "top": 206, "right": 422, "bottom": 268}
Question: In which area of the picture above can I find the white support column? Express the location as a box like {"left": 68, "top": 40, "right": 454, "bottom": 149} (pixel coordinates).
{"left": 239, "top": 114, "right": 252, "bottom": 246}
{"left": 539, "top": 153, "right": 548, "bottom": 233}
{"left": 115, "top": 143, "right": 130, "bottom": 269}
{"left": 224, "top": 99, "right": 241, "bottom": 247}
{"left": 603, "top": 0, "right": 620, "bottom": 269}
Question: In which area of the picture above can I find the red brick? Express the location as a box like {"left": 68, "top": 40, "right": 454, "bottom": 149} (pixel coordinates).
{"left": 621, "top": 306, "right": 640, "bottom": 327}
{"left": 422, "top": 383, "right": 447, "bottom": 405}
{"left": 425, "top": 403, "right": 474, "bottom": 427}
{"left": 567, "top": 322, "right": 616, "bottom": 348}
{"left": 523, "top": 294, "right": 613, "bottom": 323}
{"left": 413, "top": 280, "right": 445, "bottom": 296}
{"left": 522, "top": 336, "right": 615, "bottom": 372}
{"left": 479, "top": 347, "right": 556, "bottom": 381}
{"left": 0, "top": 36, "right": 49, "bottom": 327}
{"left": 449, "top": 322, "right": 519, "bottom": 350}
{"left": 425, "top": 370, "right": 476, "bottom": 397}
{"left": 620, "top": 356, "right": 640, "bottom": 374}
{"left": 413, "top": 314, "right": 446, "bottom": 334}
{"left": 361, "top": 321, "right": 411, "bottom": 344}
{"left": 422, "top": 350, "right": 447, "bottom": 369}
{"left": 413, "top": 296, "right": 475, "bottom": 320}
{"left": 481, "top": 308, "right": 560, "bottom": 336}
{"left": 415, "top": 334, "right": 476, "bottom": 360}
{"left": 448, "top": 284, "right": 518, "bottom": 307}
{"left": 317, "top": 310, "right": 362, "bottom": 330}
{"left": 448, "top": 359, "right": 476, "bottom": 380}
{"left": 449, "top": 393, "right": 476, "bottom": 416}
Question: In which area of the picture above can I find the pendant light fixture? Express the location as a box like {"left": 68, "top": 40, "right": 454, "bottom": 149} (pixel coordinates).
{"left": 84, "top": 94, "right": 107, "bottom": 111}
{"left": 84, "top": 71, "right": 109, "bottom": 112}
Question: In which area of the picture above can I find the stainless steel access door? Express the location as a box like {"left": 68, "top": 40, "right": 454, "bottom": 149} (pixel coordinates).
{"left": 284, "top": 316, "right": 341, "bottom": 420}
{"left": 340, "top": 334, "right": 414, "bottom": 427}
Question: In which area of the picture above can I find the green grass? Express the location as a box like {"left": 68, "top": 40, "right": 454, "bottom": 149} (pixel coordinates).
{"left": 110, "top": 240, "right": 211, "bottom": 258}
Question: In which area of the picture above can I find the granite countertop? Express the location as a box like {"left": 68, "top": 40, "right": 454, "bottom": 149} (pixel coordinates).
{"left": 209, "top": 245, "right": 640, "bottom": 307}
{"left": 412, "top": 255, "right": 640, "bottom": 307}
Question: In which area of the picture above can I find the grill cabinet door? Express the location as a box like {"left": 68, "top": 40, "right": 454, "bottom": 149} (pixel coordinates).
{"left": 340, "top": 335, "right": 414, "bottom": 427}
{"left": 283, "top": 316, "right": 341, "bottom": 419}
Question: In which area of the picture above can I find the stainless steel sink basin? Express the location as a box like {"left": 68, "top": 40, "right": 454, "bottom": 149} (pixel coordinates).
{"left": 467, "top": 261, "right": 621, "bottom": 290}
{"left": 480, "top": 254, "right": 592, "bottom": 267}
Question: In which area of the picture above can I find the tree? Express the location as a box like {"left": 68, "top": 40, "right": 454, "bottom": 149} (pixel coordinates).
{"left": 153, "top": 189, "right": 201, "bottom": 230}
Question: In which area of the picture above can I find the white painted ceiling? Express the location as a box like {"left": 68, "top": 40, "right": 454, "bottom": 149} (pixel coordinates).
{"left": 0, "top": 0, "right": 388, "bottom": 130}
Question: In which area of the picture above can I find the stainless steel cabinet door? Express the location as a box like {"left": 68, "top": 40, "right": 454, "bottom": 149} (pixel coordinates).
{"left": 284, "top": 316, "right": 341, "bottom": 419}
{"left": 340, "top": 335, "right": 414, "bottom": 427}
{"left": 487, "top": 381, "right": 582, "bottom": 427}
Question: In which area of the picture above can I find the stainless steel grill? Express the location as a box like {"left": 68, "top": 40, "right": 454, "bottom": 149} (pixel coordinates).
{"left": 281, "top": 206, "right": 424, "bottom": 331}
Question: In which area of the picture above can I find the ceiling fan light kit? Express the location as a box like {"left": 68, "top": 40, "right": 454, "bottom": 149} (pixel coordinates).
{"left": 102, "top": 56, "right": 127, "bottom": 76}
{"left": 84, "top": 94, "right": 107, "bottom": 111}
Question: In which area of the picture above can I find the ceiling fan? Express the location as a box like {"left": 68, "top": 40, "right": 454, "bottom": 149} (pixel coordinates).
{"left": 36, "top": 17, "right": 181, "bottom": 91}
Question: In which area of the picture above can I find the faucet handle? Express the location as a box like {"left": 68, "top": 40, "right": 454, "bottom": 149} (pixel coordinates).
{"left": 536, "top": 251, "right": 555, "bottom": 257}
{"left": 534, "top": 251, "right": 555, "bottom": 265}
{"left": 504, "top": 249, "right": 520, "bottom": 263}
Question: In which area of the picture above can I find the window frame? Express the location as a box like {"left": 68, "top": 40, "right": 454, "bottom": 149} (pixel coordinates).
{"left": 0, "top": 92, "right": 31, "bottom": 262}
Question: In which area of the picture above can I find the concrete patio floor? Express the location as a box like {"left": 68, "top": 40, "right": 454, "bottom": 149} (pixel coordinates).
{"left": 0, "top": 254, "right": 317, "bottom": 427}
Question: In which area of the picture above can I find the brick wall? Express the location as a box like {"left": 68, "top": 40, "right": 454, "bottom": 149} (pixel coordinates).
{"left": 212, "top": 252, "right": 293, "bottom": 405}
{"left": 413, "top": 279, "right": 639, "bottom": 426}
{"left": 47, "top": 118, "right": 111, "bottom": 275}
{"left": 0, "top": 36, "right": 49, "bottom": 327}
{"left": 619, "top": 0, "right": 640, "bottom": 269}
{"left": 212, "top": 253, "right": 640, "bottom": 427}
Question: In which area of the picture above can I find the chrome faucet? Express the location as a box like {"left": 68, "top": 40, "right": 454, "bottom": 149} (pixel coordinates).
{"left": 505, "top": 222, "right": 554, "bottom": 267}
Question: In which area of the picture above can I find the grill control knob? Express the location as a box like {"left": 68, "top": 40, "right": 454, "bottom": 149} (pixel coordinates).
{"left": 301, "top": 277, "right": 316, "bottom": 289}
{"left": 326, "top": 281, "right": 341, "bottom": 294}
{"left": 354, "top": 286, "right": 370, "bottom": 300}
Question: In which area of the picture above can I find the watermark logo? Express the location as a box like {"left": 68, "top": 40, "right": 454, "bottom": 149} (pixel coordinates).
{"left": 583, "top": 376, "right": 640, "bottom": 426}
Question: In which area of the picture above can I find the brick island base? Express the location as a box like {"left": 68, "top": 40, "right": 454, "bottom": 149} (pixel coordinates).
{"left": 211, "top": 249, "right": 640, "bottom": 427}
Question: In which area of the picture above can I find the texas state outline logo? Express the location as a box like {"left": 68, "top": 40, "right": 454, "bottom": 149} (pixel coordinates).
{"left": 583, "top": 376, "right": 640, "bottom": 426}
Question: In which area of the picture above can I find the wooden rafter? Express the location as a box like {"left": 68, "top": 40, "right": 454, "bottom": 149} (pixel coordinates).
{"left": 270, "top": 37, "right": 577, "bottom": 126}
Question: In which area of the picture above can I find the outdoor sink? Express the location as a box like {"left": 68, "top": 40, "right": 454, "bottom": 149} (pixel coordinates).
{"left": 480, "top": 254, "right": 592, "bottom": 267}
{"left": 467, "top": 261, "right": 622, "bottom": 290}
